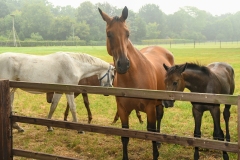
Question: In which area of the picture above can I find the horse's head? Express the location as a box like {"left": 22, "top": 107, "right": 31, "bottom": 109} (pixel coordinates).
{"left": 162, "top": 63, "right": 188, "bottom": 108}
{"left": 98, "top": 64, "right": 115, "bottom": 87}
{"left": 98, "top": 6, "right": 130, "bottom": 74}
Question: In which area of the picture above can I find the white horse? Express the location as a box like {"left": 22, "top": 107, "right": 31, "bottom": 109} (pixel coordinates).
{"left": 0, "top": 52, "right": 115, "bottom": 132}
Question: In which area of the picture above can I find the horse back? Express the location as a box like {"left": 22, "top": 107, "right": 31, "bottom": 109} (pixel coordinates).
{"left": 207, "top": 62, "right": 235, "bottom": 94}
{"left": 140, "top": 46, "right": 174, "bottom": 90}
{"left": 0, "top": 52, "right": 79, "bottom": 83}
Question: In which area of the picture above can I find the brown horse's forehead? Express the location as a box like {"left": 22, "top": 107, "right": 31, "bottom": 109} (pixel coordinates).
{"left": 165, "top": 72, "right": 180, "bottom": 81}
{"left": 107, "top": 19, "right": 128, "bottom": 32}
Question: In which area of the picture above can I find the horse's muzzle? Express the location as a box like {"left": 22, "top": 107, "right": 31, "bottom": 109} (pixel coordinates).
{"left": 116, "top": 58, "right": 130, "bottom": 74}
{"left": 162, "top": 100, "right": 175, "bottom": 108}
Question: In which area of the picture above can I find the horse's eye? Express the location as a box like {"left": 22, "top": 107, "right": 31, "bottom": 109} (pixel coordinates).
{"left": 173, "top": 81, "right": 178, "bottom": 86}
{"left": 126, "top": 31, "right": 130, "bottom": 38}
{"left": 107, "top": 32, "right": 112, "bottom": 38}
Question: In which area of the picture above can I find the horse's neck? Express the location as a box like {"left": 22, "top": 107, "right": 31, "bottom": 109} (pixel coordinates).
{"left": 127, "top": 44, "right": 150, "bottom": 72}
{"left": 115, "top": 43, "right": 152, "bottom": 87}
{"left": 80, "top": 62, "right": 109, "bottom": 79}
{"left": 183, "top": 69, "right": 210, "bottom": 92}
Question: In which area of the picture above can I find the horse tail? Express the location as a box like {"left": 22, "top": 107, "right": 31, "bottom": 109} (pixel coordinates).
{"left": 230, "top": 66, "right": 235, "bottom": 94}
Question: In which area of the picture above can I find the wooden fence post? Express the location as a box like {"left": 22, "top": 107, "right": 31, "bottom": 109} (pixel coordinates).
{"left": 0, "top": 80, "right": 13, "bottom": 160}
{"left": 238, "top": 95, "right": 240, "bottom": 160}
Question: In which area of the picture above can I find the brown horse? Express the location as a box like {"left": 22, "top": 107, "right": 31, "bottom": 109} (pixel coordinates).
{"left": 162, "top": 62, "right": 235, "bottom": 160}
{"left": 99, "top": 6, "right": 174, "bottom": 160}
{"left": 46, "top": 75, "right": 143, "bottom": 124}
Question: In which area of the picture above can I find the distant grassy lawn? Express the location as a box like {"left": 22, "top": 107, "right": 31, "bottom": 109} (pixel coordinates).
{"left": 1, "top": 43, "right": 240, "bottom": 160}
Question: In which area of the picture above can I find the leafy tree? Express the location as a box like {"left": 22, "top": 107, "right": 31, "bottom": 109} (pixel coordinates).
{"left": 128, "top": 15, "right": 146, "bottom": 42}
{"left": 76, "top": 1, "right": 97, "bottom": 26}
{"left": 20, "top": 0, "right": 53, "bottom": 39}
{"left": 50, "top": 5, "right": 76, "bottom": 19}
{"left": 215, "top": 18, "right": 233, "bottom": 41}
{"left": 146, "top": 22, "right": 160, "bottom": 39}
{"left": 138, "top": 4, "right": 166, "bottom": 38}
{"left": 0, "top": 1, "right": 10, "bottom": 18}
{"left": 30, "top": 32, "right": 43, "bottom": 41}
{"left": 231, "top": 11, "right": 240, "bottom": 40}
{"left": 4, "top": 0, "right": 22, "bottom": 13}
{"left": 48, "top": 16, "right": 74, "bottom": 40}
{"left": 0, "top": 0, "right": 240, "bottom": 42}
{"left": 75, "top": 21, "right": 90, "bottom": 41}
{"left": 138, "top": 4, "right": 164, "bottom": 24}
{"left": 96, "top": 2, "right": 118, "bottom": 17}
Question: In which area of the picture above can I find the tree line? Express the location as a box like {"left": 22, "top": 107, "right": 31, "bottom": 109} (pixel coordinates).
{"left": 1, "top": 0, "right": 240, "bottom": 44}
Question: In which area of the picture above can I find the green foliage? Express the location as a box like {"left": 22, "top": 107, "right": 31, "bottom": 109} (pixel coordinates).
{"left": 146, "top": 22, "right": 160, "bottom": 39}
{"left": 0, "top": 1, "right": 10, "bottom": 18}
{"left": 30, "top": 32, "right": 43, "bottom": 41}
{"left": 1, "top": 0, "right": 240, "bottom": 43}
{"left": 20, "top": 1, "right": 53, "bottom": 39}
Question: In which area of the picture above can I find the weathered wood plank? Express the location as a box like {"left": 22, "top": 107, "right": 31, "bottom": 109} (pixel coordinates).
{"left": 238, "top": 96, "right": 240, "bottom": 160}
{"left": 12, "top": 115, "right": 238, "bottom": 153}
{"left": 0, "top": 80, "right": 12, "bottom": 160}
{"left": 13, "top": 149, "right": 79, "bottom": 160}
{"left": 9, "top": 81, "right": 238, "bottom": 105}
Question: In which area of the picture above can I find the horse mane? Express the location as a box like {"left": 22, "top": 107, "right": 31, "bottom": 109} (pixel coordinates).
{"left": 167, "top": 62, "right": 210, "bottom": 76}
{"left": 60, "top": 52, "right": 109, "bottom": 68}
{"left": 113, "top": 16, "right": 124, "bottom": 22}
{"left": 109, "top": 16, "right": 125, "bottom": 25}
{"left": 186, "top": 62, "right": 210, "bottom": 76}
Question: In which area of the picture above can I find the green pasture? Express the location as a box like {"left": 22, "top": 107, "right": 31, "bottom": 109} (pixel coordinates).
{"left": 0, "top": 44, "right": 240, "bottom": 160}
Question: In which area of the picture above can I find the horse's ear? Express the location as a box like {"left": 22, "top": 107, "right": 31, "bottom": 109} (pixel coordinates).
{"left": 120, "top": 6, "right": 128, "bottom": 21}
{"left": 180, "top": 63, "right": 188, "bottom": 73}
{"left": 163, "top": 63, "right": 169, "bottom": 71}
{"left": 98, "top": 7, "right": 112, "bottom": 24}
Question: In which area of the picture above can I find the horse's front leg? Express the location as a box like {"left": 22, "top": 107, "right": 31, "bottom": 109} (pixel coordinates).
{"left": 82, "top": 93, "right": 92, "bottom": 124}
{"left": 210, "top": 107, "right": 229, "bottom": 160}
{"left": 156, "top": 105, "right": 164, "bottom": 148}
{"left": 64, "top": 92, "right": 79, "bottom": 121}
{"left": 118, "top": 106, "right": 130, "bottom": 160}
{"left": 65, "top": 93, "right": 82, "bottom": 133}
{"left": 121, "top": 124, "right": 129, "bottom": 160}
{"left": 223, "top": 105, "right": 231, "bottom": 142}
{"left": 11, "top": 90, "right": 24, "bottom": 132}
{"left": 47, "top": 93, "right": 62, "bottom": 131}
{"left": 192, "top": 106, "right": 203, "bottom": 160}
{"left": 63, "top": 104, "right": 69, "bottom": 121}
{"left": 146, "top": 107, "right": 159, "bottom": 160}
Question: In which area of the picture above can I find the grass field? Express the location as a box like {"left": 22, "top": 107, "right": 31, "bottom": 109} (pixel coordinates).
{"left": 0, "top": 44, "right": 240, "bottom": 160}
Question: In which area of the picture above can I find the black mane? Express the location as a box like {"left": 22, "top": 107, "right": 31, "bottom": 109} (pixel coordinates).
{"left": 111, "top": 16, "right": 124, "bottom": 23}
{"left": 167, "top": 62, "right": 210, "bottom": 76}
{"left": 186, "top": 63, "right": 210, "bottom": 76}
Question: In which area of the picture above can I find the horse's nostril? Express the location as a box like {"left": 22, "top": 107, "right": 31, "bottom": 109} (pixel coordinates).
{"left": 117, "top": 60, "right": 121, "bottom": 67}
{"left": 127, "top": 60, "right": 130, "bottom": 68}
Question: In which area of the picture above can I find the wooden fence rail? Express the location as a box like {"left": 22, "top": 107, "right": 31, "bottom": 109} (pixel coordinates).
{"left": 0, "top": 80, "right": 240, "bottom": 159}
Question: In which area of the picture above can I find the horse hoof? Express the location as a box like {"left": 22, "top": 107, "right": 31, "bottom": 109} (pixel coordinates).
{"left": 18, "top": 129, "right": 24, "bottom": 133}
{"left": 47, "top": 127, "right": 54, "bottom": 132}
{"left": 78, "top": 131, "right": 85, "bottom": 134}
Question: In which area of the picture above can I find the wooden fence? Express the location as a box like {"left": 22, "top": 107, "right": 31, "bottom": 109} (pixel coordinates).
{"left": 0, "top": 79, "right": 240, "bottom": 159}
